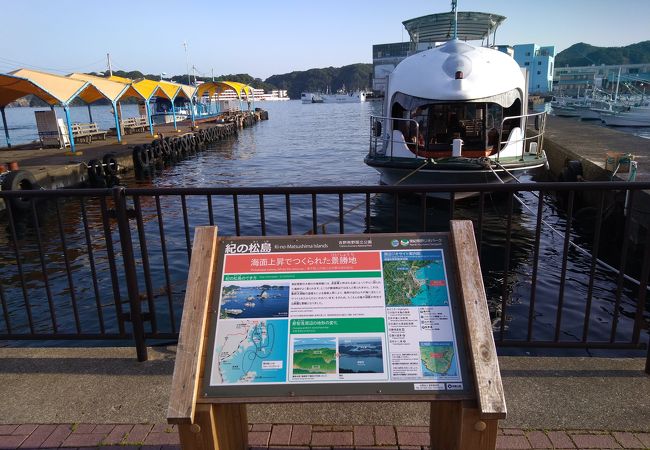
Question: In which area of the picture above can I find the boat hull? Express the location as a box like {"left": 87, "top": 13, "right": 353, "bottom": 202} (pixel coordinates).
{"left": 151, "top": 113, "right": 189, "bottom": 125}
{"left": 602, "top": 114, "right": 650, "bottom": 127}
{"left": 364, "top": 154, "right": 547, "bottom": 199}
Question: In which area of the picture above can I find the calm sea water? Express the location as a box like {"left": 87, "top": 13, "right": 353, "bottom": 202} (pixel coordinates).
{"left": 0, "top": 100, "right": 647, "bottom": 354}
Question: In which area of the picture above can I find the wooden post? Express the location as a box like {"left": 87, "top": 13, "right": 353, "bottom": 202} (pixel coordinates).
{"left": 168, "top": 226, "right": 224, "bottom": 448}
{"left": 428, "top": 220, "right": 506, "bottom": 450}
{"left": 430, "top": 401, "right": 498, "bottom": 450}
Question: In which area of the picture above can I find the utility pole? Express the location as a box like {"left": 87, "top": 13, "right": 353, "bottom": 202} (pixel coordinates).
{"left": 183, "top": 41, "right": 191, "bottom": 85}
{"left": 107, "top": 53, "right": 113, "bottom": 77}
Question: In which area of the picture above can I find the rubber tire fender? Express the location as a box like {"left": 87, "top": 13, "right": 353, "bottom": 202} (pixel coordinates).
{"left": 102, "top": 153, "right": 118, "bottom": 176}
{"left": 87, "top": 159, "right": 104, "bottom": 181}
{"left": 133, "top": 145, "right": 150, "bottom": 169}
{"left": 1, "top": 169, "right": 38, "bottom": 211}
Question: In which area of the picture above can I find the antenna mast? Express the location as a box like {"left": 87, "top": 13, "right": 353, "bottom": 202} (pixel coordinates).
{"left": 451, "top": 0, "right": 458, "bottom": 39}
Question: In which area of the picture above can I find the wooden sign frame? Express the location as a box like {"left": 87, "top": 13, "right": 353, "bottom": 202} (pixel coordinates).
{"left": 168, "top": 221, "right": 506, "bottom": 450}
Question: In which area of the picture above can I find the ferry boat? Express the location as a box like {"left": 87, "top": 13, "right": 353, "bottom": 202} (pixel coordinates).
{"left": 365, "top": 4, "right": 548, "bottom": 198}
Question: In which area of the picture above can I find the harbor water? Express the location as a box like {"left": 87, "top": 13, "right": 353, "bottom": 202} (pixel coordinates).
{"left": 0, "top": 100, "right": 648, "bottom": 354}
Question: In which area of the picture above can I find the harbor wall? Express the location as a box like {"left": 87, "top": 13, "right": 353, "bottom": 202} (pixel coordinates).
{"left": 542, "top": 117, "right": 650, "bottom": 249}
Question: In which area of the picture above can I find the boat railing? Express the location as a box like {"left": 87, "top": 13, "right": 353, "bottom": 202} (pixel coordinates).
{"left": 496, "top": 110, "right": 548, "bottom": 163}
{"left": 369, "top": 115, "right": 420, "bottom": 159}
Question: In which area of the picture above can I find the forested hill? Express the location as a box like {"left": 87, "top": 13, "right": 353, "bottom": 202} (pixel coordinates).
{"left": 101, "top": 65, "right": 374, "bottom": 99}
{"left": 555, "top": 41, "right": 650, "bottom": 67}
{"left": 265, "top": 63, "right": 373, "bottom": 99}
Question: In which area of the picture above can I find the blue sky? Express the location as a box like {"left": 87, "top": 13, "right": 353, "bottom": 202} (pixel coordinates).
{"left": 1, "top": 0, "right": 649, "bottom": 80}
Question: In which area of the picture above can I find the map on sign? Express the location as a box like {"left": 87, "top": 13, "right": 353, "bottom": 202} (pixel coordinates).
{"left": 382, "top": 250, "right": 448, "bottom": 306}
{"left": 419, "top": 341, "right": 458, "bottom": 377}
{"left": 212, "top": 319, "right": 288, "bottom": 384}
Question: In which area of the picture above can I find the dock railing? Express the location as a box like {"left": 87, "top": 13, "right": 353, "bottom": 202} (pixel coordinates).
{"left": 0, "top": 183, "right": 649, "bottom": 370}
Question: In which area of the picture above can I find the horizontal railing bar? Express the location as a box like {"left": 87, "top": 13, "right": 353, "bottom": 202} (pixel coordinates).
{"left": 0, "top": 334, "right": 131, "bottom": 340}
{"left": 496, "top": 340, "right": 646, "bottom": 349}
{"left": 0, "top": 181, "right": 649, "bottom": 199}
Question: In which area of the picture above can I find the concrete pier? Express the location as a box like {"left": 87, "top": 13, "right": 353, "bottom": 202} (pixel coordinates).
{"left": 543, "top": 116, "right": 650, "bottom": 247}
{"left": 0, "top": 111, "right": 265, "bottom": 191}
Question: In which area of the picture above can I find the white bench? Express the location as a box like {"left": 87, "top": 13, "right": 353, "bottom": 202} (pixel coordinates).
{"left": 72, "top": 122, "right": 108, "bottom": 144}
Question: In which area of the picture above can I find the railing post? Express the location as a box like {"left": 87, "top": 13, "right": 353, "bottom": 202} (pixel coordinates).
{"left": 113, "top": 186, "right": 148, "bottom": 362}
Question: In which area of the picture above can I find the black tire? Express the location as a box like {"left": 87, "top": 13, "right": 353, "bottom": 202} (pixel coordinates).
{"left": 102, "top": 153, "right": 118, "bottom": 176}
{"left": 1, "top": 169, "right": 38, "bottom": 211}
{"left": 87, "top": 159, "right": 104, "bottom": 182}
{"left": 132, "top": 145, "right": 150, "bottom": 170}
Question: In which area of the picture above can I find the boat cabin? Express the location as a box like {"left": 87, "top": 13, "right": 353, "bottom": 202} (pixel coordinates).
{"left": 390, "top": 95, "right": 522, "bottom": 158}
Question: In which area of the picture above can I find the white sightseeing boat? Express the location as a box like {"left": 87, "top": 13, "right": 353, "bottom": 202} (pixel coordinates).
{"left": 365, "top": 5, "right": 548, "bottom": 198}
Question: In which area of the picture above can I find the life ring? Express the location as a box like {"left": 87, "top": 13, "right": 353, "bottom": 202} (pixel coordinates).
{"left": 1, "top": 169, "right": 38, "bottom": 211}
{"left": 102, "top": 153, "right": 118, "bottom": 176}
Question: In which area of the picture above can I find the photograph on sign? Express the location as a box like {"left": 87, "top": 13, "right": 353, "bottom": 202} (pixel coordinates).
{"left": 203, "top": 234, "right": 472, "bottom": 399}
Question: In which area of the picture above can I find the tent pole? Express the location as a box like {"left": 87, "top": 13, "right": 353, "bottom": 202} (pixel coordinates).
{"left": 145, "top": 99, "right": 154, "bottom": 136}
{"left": 87, "top": 103, "right": 94, "bottom": 123}
{"left": 190, "top": 98, "right": 196, "bottom": 128}
{"left": 171, "top": 99, "right": 177, "bottom": 130}
{"left": 1, "top": 106, "right": 11, "bottom": 148}
{"left": 64, "top": 105, "right": 76, "bottom": 153}
{"left": 113, "top": 101, "right": 122, "bottom": 143}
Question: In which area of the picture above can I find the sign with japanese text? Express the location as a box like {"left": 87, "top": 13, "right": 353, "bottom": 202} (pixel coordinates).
{"left": 202, "top": 233, "right": 472, "bottom": 398}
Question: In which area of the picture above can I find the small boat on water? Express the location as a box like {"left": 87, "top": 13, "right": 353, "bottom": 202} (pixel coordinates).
{"left": 365, "top": 4, "right": 547, "bottom": 199}
{"left": 301, "top": 89, "right": 366, "bottom": 104}
{"left": 301, "top": 92, "right": 324, "bottom": 103}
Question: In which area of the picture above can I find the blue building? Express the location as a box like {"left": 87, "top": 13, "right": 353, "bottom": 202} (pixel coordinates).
{"left": 513, "top": 44, "right": 555, "bottom": 94}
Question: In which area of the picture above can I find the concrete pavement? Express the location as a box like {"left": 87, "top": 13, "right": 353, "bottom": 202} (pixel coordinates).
{"left": 0, "top": 346, "right": 648, "bottom": 432}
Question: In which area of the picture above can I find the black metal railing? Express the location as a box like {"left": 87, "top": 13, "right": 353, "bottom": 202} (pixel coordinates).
{"left": 1, "top": 182, "right": 649, "bottom": 369}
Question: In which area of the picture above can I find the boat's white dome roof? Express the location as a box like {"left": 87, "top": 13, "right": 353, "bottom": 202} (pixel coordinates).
{"left": 388, "top": 40, "right": 525, "bottom": 102}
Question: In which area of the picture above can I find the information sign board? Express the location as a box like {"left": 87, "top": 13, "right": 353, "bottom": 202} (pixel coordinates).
{"left": 202, "top": 233, "right": 473, "bottom": 398}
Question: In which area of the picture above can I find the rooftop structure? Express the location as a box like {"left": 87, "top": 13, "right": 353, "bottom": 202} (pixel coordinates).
{"left": 372, "top": 7, "right": 507, "bottom": 94}
{"left": 553, "top": 62, "right": 650, "bottom": 97}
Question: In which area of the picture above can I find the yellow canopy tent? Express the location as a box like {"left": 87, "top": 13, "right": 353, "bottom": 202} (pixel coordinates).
{"left": 195, "top": 81, "right": 254, "bottom": 100}
{"left": 195, "top": 81, "right": 255, "bottom": 113}
{"left": 68, "top": 73, "right": 144, "bottom": 142}
{"left": 1, "top": 69, "right": 107, "bottom": 151}
{"left": 154, "top": 80, "right": 198, "bottom": 128}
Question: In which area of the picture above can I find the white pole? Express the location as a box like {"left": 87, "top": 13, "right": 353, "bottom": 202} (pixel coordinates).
{"left": 183, "top": 41, "right": 190, "bottom": 85}
{"left": 107, "top": 53, "right": 113, "bottom": 77}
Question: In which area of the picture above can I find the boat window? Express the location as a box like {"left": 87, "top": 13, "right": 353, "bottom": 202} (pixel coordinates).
{"left": 406, "top": 103, "right": 491, "bottom": 151}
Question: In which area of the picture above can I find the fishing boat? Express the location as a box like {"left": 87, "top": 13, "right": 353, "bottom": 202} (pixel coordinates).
{"left": 322, "top": 89, "right": 366, "bottom": 103}
{"left": 301, "top": 92, "right": 324, "bottom": 103}
{"left": 601, "top": 104, "right": 650, "bottom": 127}
{"left": 365, "top": 3, "right": 548, "bottom": 198}
{"left": 301, "top": 89, "right": 366, "bottom": 104}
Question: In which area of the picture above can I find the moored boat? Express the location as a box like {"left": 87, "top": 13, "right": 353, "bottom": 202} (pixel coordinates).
{"left": 301, "top": 92, "right": 324, "bottom": 103}
{"left": 601, "top": 105, "right": 650, "bottom": 127}
{"left": 364, "top": 5, "right": 547, "bottom": 199}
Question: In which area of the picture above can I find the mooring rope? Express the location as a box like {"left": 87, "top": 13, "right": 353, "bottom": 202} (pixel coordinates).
{"left": 490, "top": 161, "right": 649, "bottom": 291}
{"left": 305, "top": 158, "right": 431, "bottom": 235}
